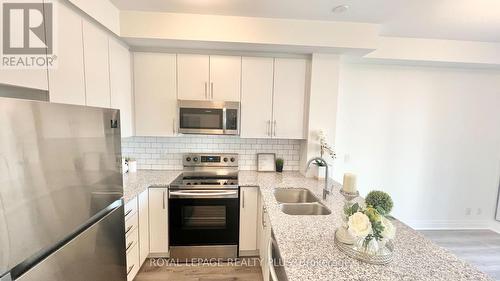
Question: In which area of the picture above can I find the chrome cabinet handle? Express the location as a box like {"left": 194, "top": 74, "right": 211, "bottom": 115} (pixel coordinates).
{"left": 162, "top": 190, "right": 166, "bottom": 209}
{"left": 124, "top": 209, "right": 132, "bottom": 217}
{"left": 126, "top": 241, "right": 133, "bottom": 251}
{"left": 242, "top": 190, "right": 245, "bottom": 208}
{"left": 210, "top": 82, "right": 214, "bottom": 99}
{"left": 127, "top": 264, "right": 135, "bottom": 275}
{"left": 267, "top": 120, "right": 271, "bottom": 136}
{"left": 273, "top": 120, "right": 277, "bottom": 137}
{"left": 172, "top": 118, "right": 176, "bottom": 134}
{"left": 262, "top": 206, "right": 267, "bottom": 227}
{"left": 204, "top": 82, "right": 208, "bottom": 99}
{"left": 125, "top": 225, "right": 133, "bottom": 234}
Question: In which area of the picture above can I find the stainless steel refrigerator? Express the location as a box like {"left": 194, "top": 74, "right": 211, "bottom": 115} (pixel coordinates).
{"left": 0, "top": 97, "right": 126, "bottom": 281}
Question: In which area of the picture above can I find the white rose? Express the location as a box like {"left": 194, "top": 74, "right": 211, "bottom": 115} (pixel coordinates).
{"left": 381, "top": 216, "right": 396, "bottom": 240}
{"left": 347, "top": 212, "right": 372, "bottom": 239}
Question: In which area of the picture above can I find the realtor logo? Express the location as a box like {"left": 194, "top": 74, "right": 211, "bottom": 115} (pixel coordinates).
{"left": 1, "top": 0, "right": 56, "bottom": 68}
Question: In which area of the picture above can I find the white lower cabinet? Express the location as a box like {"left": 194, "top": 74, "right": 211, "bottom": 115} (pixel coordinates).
{"left": 239, "top": 186, "right": 259, "bottom": 255}
{"left": 138, "top": 190, "right": 150, "bottom": 265}
{"left": 149, "top": 188, "right": 169, "bottom": 255}
{"left": 124, "top": 198, "right": 140, "bottom": 281}
{"left": 258, "top": 195, "right": 272, "bottom": 281}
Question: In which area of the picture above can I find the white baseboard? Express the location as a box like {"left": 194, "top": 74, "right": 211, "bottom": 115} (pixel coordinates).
{"left": 405, "top": 219, "right": 491, "bottom": 230}
{"left": 489, "top": 221, "right": 500, "bottom": 234}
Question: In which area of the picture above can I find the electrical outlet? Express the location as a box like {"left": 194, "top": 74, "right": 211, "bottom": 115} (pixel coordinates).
{"left": 344, "top": 153, "right": 351, "bottom": 163}
{"left": 465, "top": 208, "right": 472, "bottom": 216}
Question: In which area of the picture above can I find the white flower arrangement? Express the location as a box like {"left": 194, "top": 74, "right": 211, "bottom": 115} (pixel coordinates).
{"left": 317, "top": 130, "right": 336, "bottom": 163}
{"left": 344, "top": 191, "right": 396, "bottom": 252}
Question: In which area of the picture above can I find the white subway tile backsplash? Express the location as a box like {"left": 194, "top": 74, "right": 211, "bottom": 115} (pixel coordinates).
{"left": 122, "top": 136, "right": 302, "bottom": 171}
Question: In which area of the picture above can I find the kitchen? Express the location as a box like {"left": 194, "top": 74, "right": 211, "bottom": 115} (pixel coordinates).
{"left": 1, "top": 0, "right": 500, "bottom": 281}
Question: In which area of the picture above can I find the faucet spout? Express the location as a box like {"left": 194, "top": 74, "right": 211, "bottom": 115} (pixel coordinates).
{"left": 305, "top": 157, "right": 330, "bottom": 200}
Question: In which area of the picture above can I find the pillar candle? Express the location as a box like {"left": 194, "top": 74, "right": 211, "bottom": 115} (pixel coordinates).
{"left": 343, "top": 173, "right": 357, "bottom": 193}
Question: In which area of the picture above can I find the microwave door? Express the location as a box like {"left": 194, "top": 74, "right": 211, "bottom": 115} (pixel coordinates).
{"left": 179, "top": 108, "right": 224, "bottom": 135}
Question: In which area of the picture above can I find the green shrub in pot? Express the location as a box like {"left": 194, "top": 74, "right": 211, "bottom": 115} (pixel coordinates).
{"left": 275, "top": 158, "right": 284, "bottom": 172}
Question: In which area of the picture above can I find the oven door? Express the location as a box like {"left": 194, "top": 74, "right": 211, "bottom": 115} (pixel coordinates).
{"left": 178, "top": 100, "right": 239, "bottom": 135}
{"left": 169, "top": 189, "right": 240, "bottom": 246}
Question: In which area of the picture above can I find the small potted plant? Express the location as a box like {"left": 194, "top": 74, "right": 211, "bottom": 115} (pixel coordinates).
{"left": 275, "top": 158, "right": 284, "bottom": 173}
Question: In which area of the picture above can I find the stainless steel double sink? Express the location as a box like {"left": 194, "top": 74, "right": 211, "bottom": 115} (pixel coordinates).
{"left": 273, "top": 188, "right": 331, "bottom": 215}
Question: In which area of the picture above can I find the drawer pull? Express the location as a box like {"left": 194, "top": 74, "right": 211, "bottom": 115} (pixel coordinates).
{"left": 125, "top": 225, "right": 133, "bottom": 234}
{"left": 124, "top": 209, "right": 132, "bottom": 217}
{"left": 126, "top": 241, "right": 134, "bottom": 251}
{"left": 127, "top": 264, "right": 135, "bottom": 275}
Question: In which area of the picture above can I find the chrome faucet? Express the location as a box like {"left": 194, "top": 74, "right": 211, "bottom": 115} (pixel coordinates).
{"left": 306, "top": 157, "right": 331, "bottom": 200}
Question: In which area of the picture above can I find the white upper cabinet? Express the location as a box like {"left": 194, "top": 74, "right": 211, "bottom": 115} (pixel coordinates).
{"left": 272, "top": 58, "right": 307, "bottom": 139}
{"left": 47, "top": 0, "right": 85, "bottom": 105}
{"left": 82, "top": 20, "right": 111, "bottom": 108}
{"left": 0, "top": 0, "right": 47, "bottom": 91}
{"left": 177, "top": 54, "right": 241, "bottom": 102}
{"left": 177, "top": 54, "right": 209, "bottom": 100}
{"left": 134, "top": 52, "right": 177, "bottom": 136}
{"left": 109, "top": 38, "right": 133, "bottom": 137}
{"left": 209, "top": 55, "right": 241, "bottom": 101}
{"left": 240, "top": 57, "right": 274, "bottom": 138}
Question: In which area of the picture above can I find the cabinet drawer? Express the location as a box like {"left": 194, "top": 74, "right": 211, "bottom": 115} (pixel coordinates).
{"left": 126, "top": 243, "right": 140, "bottom": 281}
{"left": 125, "top": 197, "right": 138, "bottom": 219}
{"left": 126, "top": 227, "right": 139, "bottom": 254}
{"left": 125, "top": 211, "right": 138, "bottom": 237}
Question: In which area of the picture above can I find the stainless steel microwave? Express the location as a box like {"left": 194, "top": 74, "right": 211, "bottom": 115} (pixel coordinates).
{"left": 178, "top": 100, "right": 240, "bottom": 135}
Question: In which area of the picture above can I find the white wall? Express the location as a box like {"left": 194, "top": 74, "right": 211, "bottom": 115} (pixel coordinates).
{"left": 301, "top": 53, "right": 340, "bottom": 172}
{"left": 334, "top": 63, "right": 500, "bottom": 230}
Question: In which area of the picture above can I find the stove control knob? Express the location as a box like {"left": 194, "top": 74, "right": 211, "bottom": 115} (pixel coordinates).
{"left": 186, "top": 182, "right": 191, "bottom": 185}
{"left": 223, "top": 157, "right": 228, "bottom": 162}
{"left": 230, "top": 157, "right": 235, "bottom": 162}
{"left": 223, "top": 182, "right": 228, "bottom": 185}
{"left": 193, "top": 157, "right": 198, "bottom": 162}
{"left": 186, "top": 157, "right": 191, "bottom": 162}
{"left": 193, "top": 182, "right": 198, "bottom": 185}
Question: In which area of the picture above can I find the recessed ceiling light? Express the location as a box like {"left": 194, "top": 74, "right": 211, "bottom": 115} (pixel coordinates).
{"left": 332, "top": 5, "right": 349, "bottom": 14}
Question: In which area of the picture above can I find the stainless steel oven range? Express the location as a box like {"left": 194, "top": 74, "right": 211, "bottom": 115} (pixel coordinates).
{"left": 169, "top": 153, "right": 239, "bottom": 260}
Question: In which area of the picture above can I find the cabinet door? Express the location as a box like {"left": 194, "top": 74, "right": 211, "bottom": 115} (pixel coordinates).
{"left": 82, "top": 20, "right": 110, "bottom": 108}
{"left": 138, "top": 189, "right": 149, "bottom": 265}
{"left": 272, "top": 58, "right": 307, "bottom": 139}
{"left": 149, "top": 188, "right": 169, "bottom": 254}
{"left": 259, "top": 203, "right": 271, "bottom": 281}
{"left": 177, "top": 54, "right": 209, "bottom": 100}
{"left": 109, "top": 38, "right": 133, "bottom": 137}
{"left": 240, "top": 57, "right": 274, "bottom": 138}
{"left": 134, "top": 52, "right": 177, "bottom": 136}
{"left": 209, "top": 55, "right": 241, "bottom": 101}
{"left": 0, "top": 0, "right": 48, "bottom": 91}
{"left": 47, "top": 0, "right": 85, "bottom": 105}
{"left": 239, "top": 186, "right": 259, "bottom": 253}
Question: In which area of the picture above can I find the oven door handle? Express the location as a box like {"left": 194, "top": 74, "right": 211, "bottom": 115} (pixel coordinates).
{"left": 169, "top": 190, "right": 238, "bottom": 199}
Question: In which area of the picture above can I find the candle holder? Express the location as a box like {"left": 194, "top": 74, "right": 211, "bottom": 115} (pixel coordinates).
{"left": 335, "top": 189, "right": 360, "bottom": 245}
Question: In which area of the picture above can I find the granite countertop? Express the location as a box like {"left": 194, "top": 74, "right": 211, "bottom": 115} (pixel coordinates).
{"left": 122, "top": 170, "right": 181, "bottom": 202}
{"left": 123, "top": 170, "right": 492, "bottom": 281}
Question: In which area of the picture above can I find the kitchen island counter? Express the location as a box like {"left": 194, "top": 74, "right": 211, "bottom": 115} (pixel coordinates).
{"left": 239, "top": 171, "right": 492, "bottom": 281}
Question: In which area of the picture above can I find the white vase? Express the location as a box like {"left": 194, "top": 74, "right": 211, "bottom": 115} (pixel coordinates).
{"left": 128, "top": 160, "right": 137, "bottom": 173}
{"left": 316, "top": 166, "right": 326, "bottom": 179}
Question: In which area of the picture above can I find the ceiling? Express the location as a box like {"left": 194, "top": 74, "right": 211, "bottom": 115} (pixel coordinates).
{"left": 111, "top": 0, "right": 500, "bottom": 43}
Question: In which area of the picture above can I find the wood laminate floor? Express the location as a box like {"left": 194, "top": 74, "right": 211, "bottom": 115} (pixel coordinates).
{"left": 134, "top": 258, "right": 263, "bottom": 281}
{"left": 421, "top": 230, "right": 500, "bottom": 281}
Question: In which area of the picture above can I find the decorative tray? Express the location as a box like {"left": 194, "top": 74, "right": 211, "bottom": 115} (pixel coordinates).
{"left": 334, "top": 229, "right": 394, "bottom": 265}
